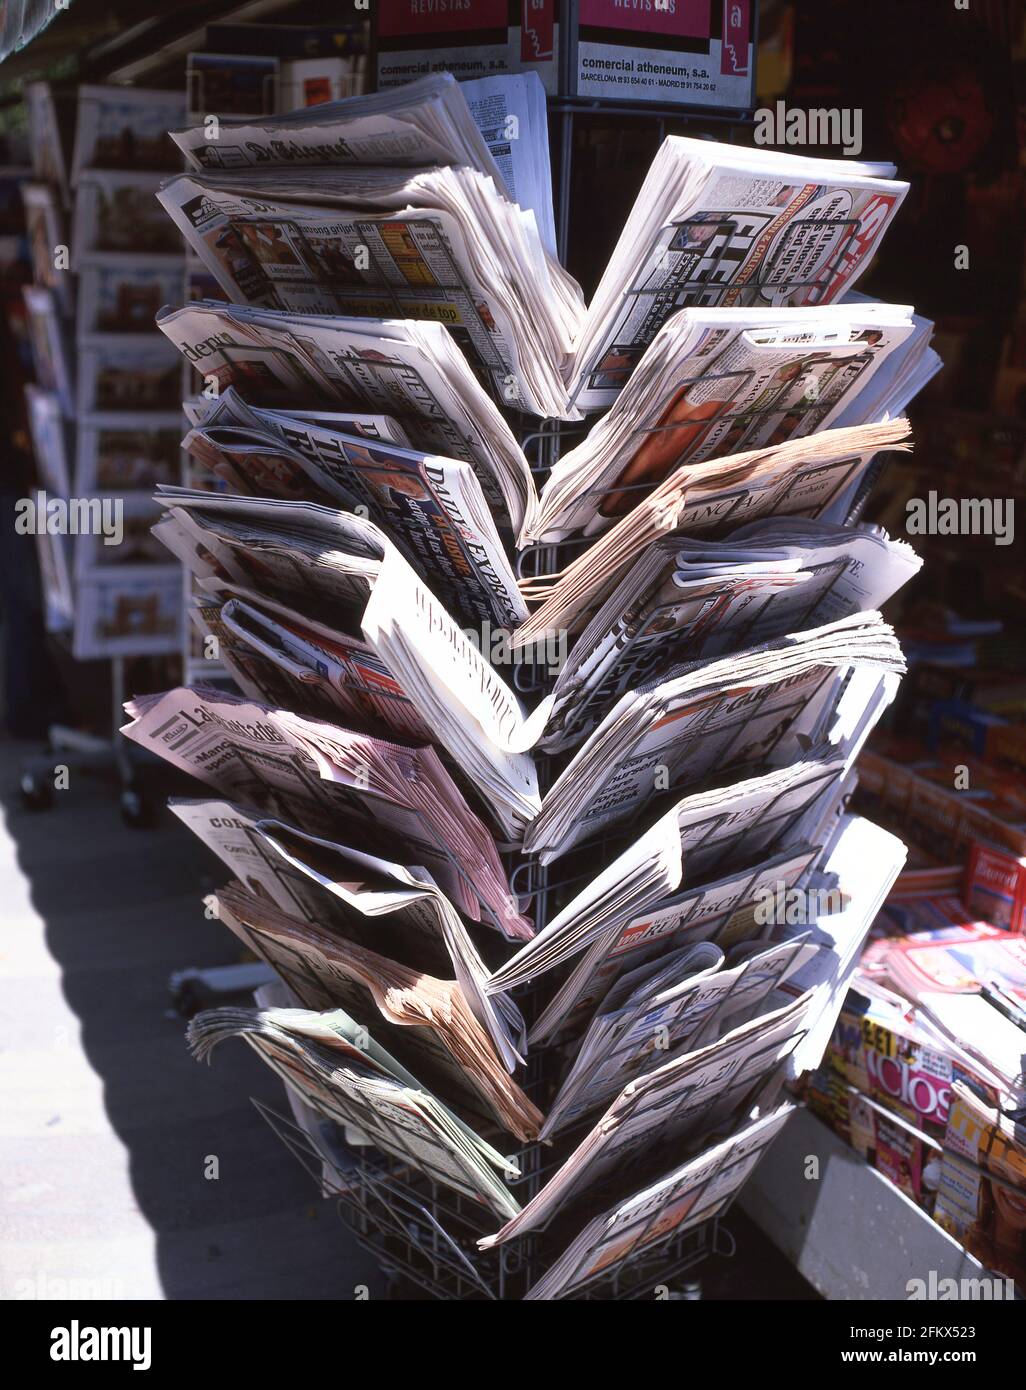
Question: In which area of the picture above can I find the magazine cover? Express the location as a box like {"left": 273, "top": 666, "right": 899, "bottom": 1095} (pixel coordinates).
{"left": 24, "top": 384, "right": 72, "bottom": 496}
{"left": 74, "top": 491, "right": 169, "bottom": 579}
{"left": 76, "top": 254, "right": 185, "bottom": 337}
{"left": 22, "top": 284, "right": 74, "bottom": 415}
{"left": 24, "top": 80, "right": 71, "bottom": 205}
{"left": 20, "top": 181, "right": 74, "bottom": 315}
{"left": 935, "top": 1084, "right": 1026, "bottom": 1291}
{"left": 72, "top": 566, "right": 183, "bottom": 661}
{"left": 76, "top": 336, "right": 183, "bottom": 413}
{"left": 24, "top": 385, "right": 74, "bottom": 633}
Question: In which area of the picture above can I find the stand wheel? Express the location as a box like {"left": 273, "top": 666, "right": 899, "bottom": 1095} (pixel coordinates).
{"left": 120, "top": 787, "right": 151, "bottom": 828}
{"left": 19, "top": 771, "right": 53, "bottom": 811}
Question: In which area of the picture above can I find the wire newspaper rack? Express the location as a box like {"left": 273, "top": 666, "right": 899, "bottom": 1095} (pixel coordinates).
{"left": 254, "top": 1074, "right": 740, "bottom": 1301}
{"left": 226, "top": 284, "right": 904, "bottom": 1299}
{"left": 236, "top": 311, "right": 891, "bottom": 1298}
{"left": 211, "top": 90, "right": 891, "bottom": 1302}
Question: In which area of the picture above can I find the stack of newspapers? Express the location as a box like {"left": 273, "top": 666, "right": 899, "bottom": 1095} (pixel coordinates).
{"left": 121, "top": 73, "right": 943, "bottom": 1298}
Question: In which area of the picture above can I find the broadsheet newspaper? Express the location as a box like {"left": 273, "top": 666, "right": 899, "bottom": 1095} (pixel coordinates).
{"left": 479, "top": 991, "right": 813, "bottom": 1245}
{"left": 532, "top": 302, "right": 938, "bottom": 541}
{"left": 151, "top": 487, "right": 541, "bottom": 841}
{"left": 180, "top": 386, "right": 527, "bottom": 631}
{"left": 488, "top": 750, "right": 854, "bottom": 1042}
{"left": 157, "top": 165, "right": 581, "bottom": 418}
{"left": 515, "top": 418, "right": 914, "bottom": 640}
{"left": 210, "top": 880, "right": 542, "bottom": 1139}
{"left": 168, "top": 797, "right": 528, "bottom": 1069}
{"left": 539, "top": 518, "right": 921, "bottom": 753}
{"left": 524, "top": 1104, "right": 794, "bottom": 1300}
{"left": 188, "top": 1003, "right": 522, "bottom": 1219}
{"left": 156, "top": 300, "right": 538, "bottom": 539}
{"left": 524, "top": 613, "right": 906, "bottom": 862}
{"left": 170, "top": 73, "right": 504, "bottom": 180}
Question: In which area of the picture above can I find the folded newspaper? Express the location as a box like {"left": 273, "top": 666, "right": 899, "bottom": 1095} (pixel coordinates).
{"left": 538, "top": 516, "right": 921, "bottom": 752}
{"left": 173, "top": 72, "right": 504, "bottom": 186}
{"left": 532, "top": 302, "right": 937, "bottom": 541}
{"left": 568, "top": 137, "right": 909, "bottom": 413}
{"left": 539, "top": 938, "right": 817, "bottom": 1139}
{"left": 157, "top": 164, "right": 582, "bottom": 418}
{"left": 489, "top": 749, "right": 856, "bottom": 1045}
{"left": 180, "top": 386, "right": 527, "bottom": 631}
{"left": 483, "top": 813, "right": 907, "bottom": 1251}
{"left": 524, "top": 612, "right": 906, "bottom": 862}
{"left": 514, "top": 418, "right": 914, "bottom": 646}
{"left": 523, "top": 1102, "right": 796, "bottom": 1300}
{"left": 188, "top": 1003, "right": 522, "bottom": 1219}
{"left": 479, "top": 991, "right": 813, "bottom": 1245}
{"left": 172, "top": 70, "right": 557, "bottom": 250}
{"left": 156, "top": 301, "right": 537, "bottom": 539}
{"left": 169, "top": 797, "right": 527, "bottom": 1069}
{"left": 210, "top": 880, "right": 542, "bottom": 1140}
{"left": 121, "top": 685, "right": 531, "bottom": 940}
{"left": 755, "top": 813, "right": 910, "bottom": 1082}
{"left": 152, "top": 488, "right": 540, "bottom": 840}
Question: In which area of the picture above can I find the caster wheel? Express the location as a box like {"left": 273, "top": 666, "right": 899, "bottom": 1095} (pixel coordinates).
{"left": 19, "top": 771, "right": 53, "bottom": 811}
{"left": 120, "top": 787, "right": 151, "bottom": 828}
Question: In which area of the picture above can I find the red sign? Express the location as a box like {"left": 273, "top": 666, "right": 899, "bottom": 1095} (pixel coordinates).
{"left": 577, "top": 0, "right": 712, "bottom": 40}
{"left": 722, "top": 1, "right": 751, "bottom": 77}
{"left": 376, "top": 0, "right": 508, "bottom": 40}
{"left": 521, "top": 0, "right": 555, "bottom": 61}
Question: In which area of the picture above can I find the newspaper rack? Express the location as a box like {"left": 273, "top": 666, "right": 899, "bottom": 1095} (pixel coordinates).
{"left": 227, "top": 351, "right": 900, "bottom": 1300}
{"left": 181, "top": 90, "right": 890, "bottom": 1301}
{"left": 208, "top": 371, "right": 901, "bottom": 1299}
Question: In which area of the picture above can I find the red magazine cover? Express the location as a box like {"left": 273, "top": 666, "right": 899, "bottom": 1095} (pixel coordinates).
{"left": 964, "top": 841, "right": 1026, "bottom": 934}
